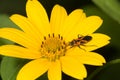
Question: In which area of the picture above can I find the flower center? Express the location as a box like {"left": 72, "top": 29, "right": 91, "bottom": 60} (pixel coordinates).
{"left": 40, "top": 33, "right": 67, "bottom": 61}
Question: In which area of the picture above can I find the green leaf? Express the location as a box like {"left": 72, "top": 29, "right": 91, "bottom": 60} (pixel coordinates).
{"left": 0, "top": 14, "right": 20, "bottom": 29}
{"left": 0, "top": 57, "right": 48, "bottom": 80}
{"left": 0, "top": 14, "right": 21, "bottom": 44}
{"left": 0, "top": 57, "right": 29, "bottom": 80}
{"left": 86, "top": 59, "right": 120, "bottom": 80}
{"left": 92, "top": 0, "right": 120, "bottom": 24}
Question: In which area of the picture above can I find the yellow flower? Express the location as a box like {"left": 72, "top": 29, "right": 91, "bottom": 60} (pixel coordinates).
{"left": 0, "top": 0, "right": 110, "bottom": 80}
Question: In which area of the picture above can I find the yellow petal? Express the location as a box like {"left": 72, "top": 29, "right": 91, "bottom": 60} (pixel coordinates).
{"left": 26, "top": 0, "right": 50, "bottom": 36}
{"left": 66, "top": 47, "right": 84, "bottom": 56}
{"left": 10, "top": 14, "right": 44, "bottom": 42}
{"left": 65, "top": 13, "right": 86, "bottom": 42}
{"left": 66, "top": 47, "right": 106, "bottom": 66}
{"left": 17, "top": 59, "right": 49, "bottom": 80}
{"left": 48, "top": 60, "right": 61, "bottom": 80}
{"left": 74, "top": 53, "right": 105, "bottom": 66}
{"left": 60, "top": 56, "right": 87, "bottom": 79}
{"left": 50, "top": 4, "right": 67, "bottom": 35}
{"left": 60, "top": 9, "right": 86, "bottom": 39}
{"left": 71, "top": 16, "right": 103, "bottom": 38}
{"left": 0, "top": 28, "right": 39, "bottom": 50}
{"left": 81, "top": 33, "right": 111, "bottom": 51}
{"left": 0, "top": 45, "right": 41, "bottom": 59}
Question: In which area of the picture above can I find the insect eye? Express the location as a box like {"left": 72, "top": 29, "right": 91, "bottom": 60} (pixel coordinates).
{"left": 83, "top": 36, "right": 92, "bottom": 41}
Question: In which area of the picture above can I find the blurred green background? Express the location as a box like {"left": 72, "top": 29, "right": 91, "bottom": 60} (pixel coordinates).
{"left": 0, "top": 0, "right": 120, "bottom": 80}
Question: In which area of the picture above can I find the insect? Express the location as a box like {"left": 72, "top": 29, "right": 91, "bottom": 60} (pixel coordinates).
{"left": 69, "top": 35, "right": 92, "bottom": 48}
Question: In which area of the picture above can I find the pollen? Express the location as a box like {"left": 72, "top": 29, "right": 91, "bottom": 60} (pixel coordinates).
{"left": 40, "top": 33, "right": 67, "bottom": 61}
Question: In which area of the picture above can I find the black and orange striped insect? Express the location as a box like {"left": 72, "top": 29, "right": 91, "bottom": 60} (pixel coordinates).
{"left": 69, "top": 35, "right": 92, "bottom": 48}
